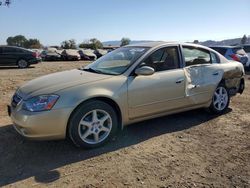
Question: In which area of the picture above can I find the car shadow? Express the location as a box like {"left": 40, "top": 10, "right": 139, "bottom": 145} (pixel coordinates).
{"left": 0, "top": 108, "right": 231, "bottom": 186}
{"left": 0, "top": 66, "right": 35, "bottom": 70}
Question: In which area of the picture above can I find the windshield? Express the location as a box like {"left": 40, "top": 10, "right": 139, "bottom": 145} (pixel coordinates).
{"left": 84, "top": 47, "right": 149, "bottom": 75}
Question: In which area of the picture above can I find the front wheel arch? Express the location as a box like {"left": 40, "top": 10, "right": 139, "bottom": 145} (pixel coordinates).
{"left": 66, "top": 97, "right": 122, "bottom": 138}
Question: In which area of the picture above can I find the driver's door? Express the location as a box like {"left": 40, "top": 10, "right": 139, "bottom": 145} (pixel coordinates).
{"left": 127, "top": 46, "right": 188, "bottom": 119}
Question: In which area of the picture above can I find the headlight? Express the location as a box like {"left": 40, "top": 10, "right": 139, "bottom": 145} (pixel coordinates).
{"left": 22, "top": 95, "right": 59, "bottom": 112}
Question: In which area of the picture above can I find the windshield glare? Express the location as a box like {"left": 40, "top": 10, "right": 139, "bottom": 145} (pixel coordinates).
{"left": 85, "top": 47, "right": 149, "bottom": 75}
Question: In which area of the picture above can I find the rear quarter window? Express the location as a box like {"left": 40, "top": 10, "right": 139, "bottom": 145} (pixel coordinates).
{"left": 15, "top": 48, "right": 25, "bottom": 53}
{"left": 3, "top": 47, "right": 25, "bottom": 53}
{"left": 211, "top": 52, "right": 220, "bottom": 64}
{"left": 3, "top": 47, "right": 14, "bottom": 53}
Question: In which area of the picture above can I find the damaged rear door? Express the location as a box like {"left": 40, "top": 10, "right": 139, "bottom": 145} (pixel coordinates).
{"left": 181, "top": 46, "right": 223, "bottom": 105}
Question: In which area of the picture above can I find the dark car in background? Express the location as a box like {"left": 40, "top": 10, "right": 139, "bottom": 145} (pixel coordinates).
{"left": 41, "top": 50, "right": 62, "bottom": 61}
{"left": 210, "top": 46, "right": 249, "bottom": 69}
{"left": 0, "top": 46, "right": 41, "bottom": 68}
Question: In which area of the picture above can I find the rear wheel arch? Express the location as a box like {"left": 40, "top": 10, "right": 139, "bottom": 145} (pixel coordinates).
{"left": 66, "top": 97, "right": 123, "bottom": 138}
{"left": 209, "top": 82, "right": 230, "bottom": 114}
{"left": 239, "top": 78, "right": 245, "bottom": 94}
{"left": 16, "top": 57, "right": 28, "bottom": 64}
{"left": 219, "top": 78, "right": 226, "bottom": 87}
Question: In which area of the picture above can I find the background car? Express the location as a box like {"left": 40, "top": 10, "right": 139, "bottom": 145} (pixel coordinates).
{"left": 0, "top": 46, "right": 41, "bottom": 68}
{"left": 94, "top": 49, "right": 108, "bottom": 59}
{"left": 242, "top": 44, "right": 250, "bottom": 69}
{"left": 210, "top": 46, "right": 249, "bottom": 69}
{"left": 41, "top": 50, "right": 62, "bottom": 61}
{"left": 78, "top": 49, "right": 97, "bottom": 61}
{"left": 61, "top": 49, "right": 81, "bottom": 61}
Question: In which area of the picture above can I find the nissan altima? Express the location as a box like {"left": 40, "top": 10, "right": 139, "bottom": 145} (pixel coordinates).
{"left": 9, "top": 42, "right": 245, "bottom": 148}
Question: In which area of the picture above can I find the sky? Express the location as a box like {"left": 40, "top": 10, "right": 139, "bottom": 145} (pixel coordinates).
{"left": 0, "top": 0, "right": 250, "bottom": 46}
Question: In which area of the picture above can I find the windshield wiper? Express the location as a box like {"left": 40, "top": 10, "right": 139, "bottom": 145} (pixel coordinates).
{"left": 82, "top": 67, "right": 117, "bottom": 75}
{"left": 82, "top": 67, "right": 102, "bottom": 74}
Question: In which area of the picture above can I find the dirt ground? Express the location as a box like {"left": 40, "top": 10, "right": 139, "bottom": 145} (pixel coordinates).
{"left": 0, "top": 61, "right": 249, "bottom": 187}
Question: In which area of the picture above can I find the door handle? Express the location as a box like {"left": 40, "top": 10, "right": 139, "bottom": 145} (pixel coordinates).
{"left": 176, "top": 78, "right": 184, "bottom": 84}
{"left": 213, "top": 72, "right": 219, "bottom": 76}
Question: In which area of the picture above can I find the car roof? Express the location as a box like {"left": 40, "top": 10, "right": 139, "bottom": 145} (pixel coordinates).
{"left": 0, "top": 45, "right": 27, "bottom": 50}
{"left": 210, "top": 46, "right": 242, "bottom": 49}
{"left": 126, "top": 41, "right": 211, "bottom": 49}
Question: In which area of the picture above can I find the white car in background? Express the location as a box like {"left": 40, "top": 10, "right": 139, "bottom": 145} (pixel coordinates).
{"left": 242, "top": 44, "right": 250, "bottom": 68}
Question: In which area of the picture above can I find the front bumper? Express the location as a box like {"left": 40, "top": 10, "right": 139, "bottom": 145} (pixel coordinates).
{"left": 9, "top": 105, "right": 73, "bottom": 140}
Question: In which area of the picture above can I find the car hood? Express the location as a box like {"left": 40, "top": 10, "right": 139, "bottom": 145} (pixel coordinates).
{"left": 18, "top": 69, "right": 113, "bottom": 99}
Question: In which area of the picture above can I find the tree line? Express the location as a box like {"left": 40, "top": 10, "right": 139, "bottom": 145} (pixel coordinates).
{"left": 61, "top": 37, "right": 130, "bottom": 49}
{"left": 6, "top": 35, "right": 43, "bottom": 49}
{"left": 6, "top": 35, "right": 131, "bottom": 49}
{"left": 193, "top": 35, "right": 248, "bottom": 45}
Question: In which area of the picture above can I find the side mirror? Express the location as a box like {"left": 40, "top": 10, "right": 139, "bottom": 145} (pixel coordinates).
{"left": 135, "top": 66, "right": 155, "bottom": 76}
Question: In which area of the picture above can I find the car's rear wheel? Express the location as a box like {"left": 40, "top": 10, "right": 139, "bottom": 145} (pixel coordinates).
{"left": 209, "top": 84, "right": 230, "bottom": 114}
{"left": 68, "top": 100, "right": 118, "bottom": 148}
{"left": 17, "top": 59, "right": 29, "bottom": 68}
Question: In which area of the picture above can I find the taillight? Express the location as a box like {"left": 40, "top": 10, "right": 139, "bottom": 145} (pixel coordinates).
{"left": 230, "top": 54, "right": 240, "bottom": 62}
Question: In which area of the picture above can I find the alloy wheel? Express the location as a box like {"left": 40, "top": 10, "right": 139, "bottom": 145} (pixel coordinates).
{"left": 213, "top": 86, "right": 228, "bottom": 111}
{"left": 78, "top": 109, "right": 112, "bottom": 144}
{"left": 18, "top": 60, "right": 28, "bottom": 68}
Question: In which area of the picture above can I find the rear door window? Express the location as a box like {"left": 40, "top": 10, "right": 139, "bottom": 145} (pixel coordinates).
{"left": 182, "top": 46, "right": 211, "bottom": 66}
{"left": 3, "top": 47, "right": 24, "bottom": 53}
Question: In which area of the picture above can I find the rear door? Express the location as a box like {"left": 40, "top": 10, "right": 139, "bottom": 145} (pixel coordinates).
{"left": 181, "top": 46, "right": 222, "bottom": 105}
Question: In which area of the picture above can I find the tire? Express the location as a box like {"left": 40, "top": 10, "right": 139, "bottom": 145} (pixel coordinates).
{"left": 17, "top": 59, "right": 29, "bottom": 68}
{"left": 68, "top": 100, "right": 118, "bottom": 148}
{"left": 209, "top": 84, "right": 230, "bottom": 114}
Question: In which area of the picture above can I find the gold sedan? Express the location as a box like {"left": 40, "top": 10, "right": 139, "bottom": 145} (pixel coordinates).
{"left": 9, "top": 42, "right": 245, "bottom": 148}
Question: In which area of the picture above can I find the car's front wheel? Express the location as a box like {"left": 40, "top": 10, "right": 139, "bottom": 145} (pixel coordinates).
{"left": 68, "top": 100, "right": 118, "bottom": 148}
{"left": 209, "top": 84, "right": 230, "bottom": 114}
{"left": 17, "top": 59, "right": 29, "bottom": 68}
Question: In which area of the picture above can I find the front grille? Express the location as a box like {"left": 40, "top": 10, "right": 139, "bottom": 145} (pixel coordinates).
{"left": 11, "top": 93, "right": 22, "bottom": 108}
